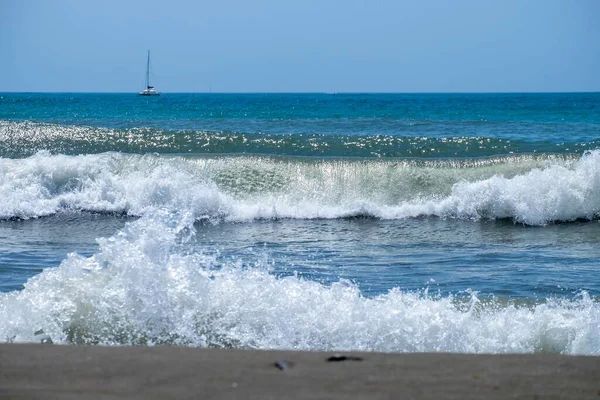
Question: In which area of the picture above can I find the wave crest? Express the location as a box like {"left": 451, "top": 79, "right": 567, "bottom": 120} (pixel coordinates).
{"left": 0, "top": 212, "right": 597, "bottom": 354}
{"left": 1, "top": 150, "right": 599, "bottom": 225}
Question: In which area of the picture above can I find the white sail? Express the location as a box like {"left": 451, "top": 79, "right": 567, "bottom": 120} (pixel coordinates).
{"left": 139, "top": 50, "right": 161, "bottom": 96}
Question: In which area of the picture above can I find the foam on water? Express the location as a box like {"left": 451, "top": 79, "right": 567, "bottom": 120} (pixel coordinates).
{"left": 2, "top": 94, "right": 599, "bottom": 354}
{"left": 0, "top": 212, "right": 598, "bottom": 354}
{"left": 1, "top": 150, "right": 599, "bottom": 225}
{"left": 382, "top": 150, "right": 600, "bottom": 225}
{"left": 0, "top": 151, "right": 231, "bottom": 220}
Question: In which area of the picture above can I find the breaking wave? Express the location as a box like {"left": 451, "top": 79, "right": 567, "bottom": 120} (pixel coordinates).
{"left": 1, "top": 150, "right": 599, "bottom": 225}
{"left": 0, "top": 212, "right": 598, "bottom": 354}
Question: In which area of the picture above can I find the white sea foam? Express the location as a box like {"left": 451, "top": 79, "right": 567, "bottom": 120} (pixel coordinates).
{"left": 1, "top": 150, "right": 599, "bottom": 225}
{"left": 378, "top": 149, "right": 600, "bottom": 225}
{"left": 0, "top": 151, "right": 233, "bottom": 220}
{"left": 0, "top": 211, "right": 597, "bottom": 354}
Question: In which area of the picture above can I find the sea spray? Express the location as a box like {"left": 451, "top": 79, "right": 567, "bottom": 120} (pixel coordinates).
{"left": 0, "top": 211, "right": 598, "bottom": 354}
{"left": 1, "top": 150, "right": 600, "bottom": 225}
{"left": 2, "top": 93, "right": 600, "bottom": 356}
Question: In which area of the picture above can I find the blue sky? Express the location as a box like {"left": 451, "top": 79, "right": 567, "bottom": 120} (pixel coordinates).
{"left": 1, "top": 0, "right": 599, "bottom": 92}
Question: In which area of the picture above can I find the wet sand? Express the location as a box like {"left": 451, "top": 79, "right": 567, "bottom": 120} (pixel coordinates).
{"left": 0, "top": 344, "right": 598, "bottom": 399}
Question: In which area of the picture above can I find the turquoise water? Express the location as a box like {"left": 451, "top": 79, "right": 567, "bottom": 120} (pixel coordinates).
{"left": 2, "top": 93, "right": 599, "bottom": 158}
{"left": 0, "top": 93, "right": 599, "bottom": 354}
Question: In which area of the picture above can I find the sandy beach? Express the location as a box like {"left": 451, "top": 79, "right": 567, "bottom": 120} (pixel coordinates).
{"left": 0, "top": 344, "right": 598, "bottom": 399}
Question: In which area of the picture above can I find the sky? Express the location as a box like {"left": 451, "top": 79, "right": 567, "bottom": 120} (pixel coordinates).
{"left": 1, "top": 0, "right": 599, "bottom": 93}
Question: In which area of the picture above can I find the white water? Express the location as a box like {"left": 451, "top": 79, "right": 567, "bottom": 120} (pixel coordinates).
{"left": 1, "top": 150, "right": 599, "bottom": 225}
{"left": 0, "top": 211, "right": 598, "bottom": 354}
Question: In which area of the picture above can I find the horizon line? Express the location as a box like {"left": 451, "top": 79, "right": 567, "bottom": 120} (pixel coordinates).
{"left": 1, "top": 90, "right": 599, "bottom": 95}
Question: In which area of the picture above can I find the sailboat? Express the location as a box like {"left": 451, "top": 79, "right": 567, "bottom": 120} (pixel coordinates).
{"left": 139, "top": 50, "right": 161, "bottom": 96}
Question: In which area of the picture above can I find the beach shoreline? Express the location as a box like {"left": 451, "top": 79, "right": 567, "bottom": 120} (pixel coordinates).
{"left": 0, "top": 344, "right": 598, "bottom": 399}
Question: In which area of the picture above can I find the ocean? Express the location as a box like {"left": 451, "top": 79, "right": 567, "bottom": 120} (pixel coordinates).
{"left": 0, "top": 92, "right": 599, "bottom": 354}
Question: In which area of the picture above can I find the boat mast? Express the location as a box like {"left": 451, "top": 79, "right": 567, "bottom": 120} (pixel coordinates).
{"left": 146, "top": 50, "right": 150, "bottom": 89}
